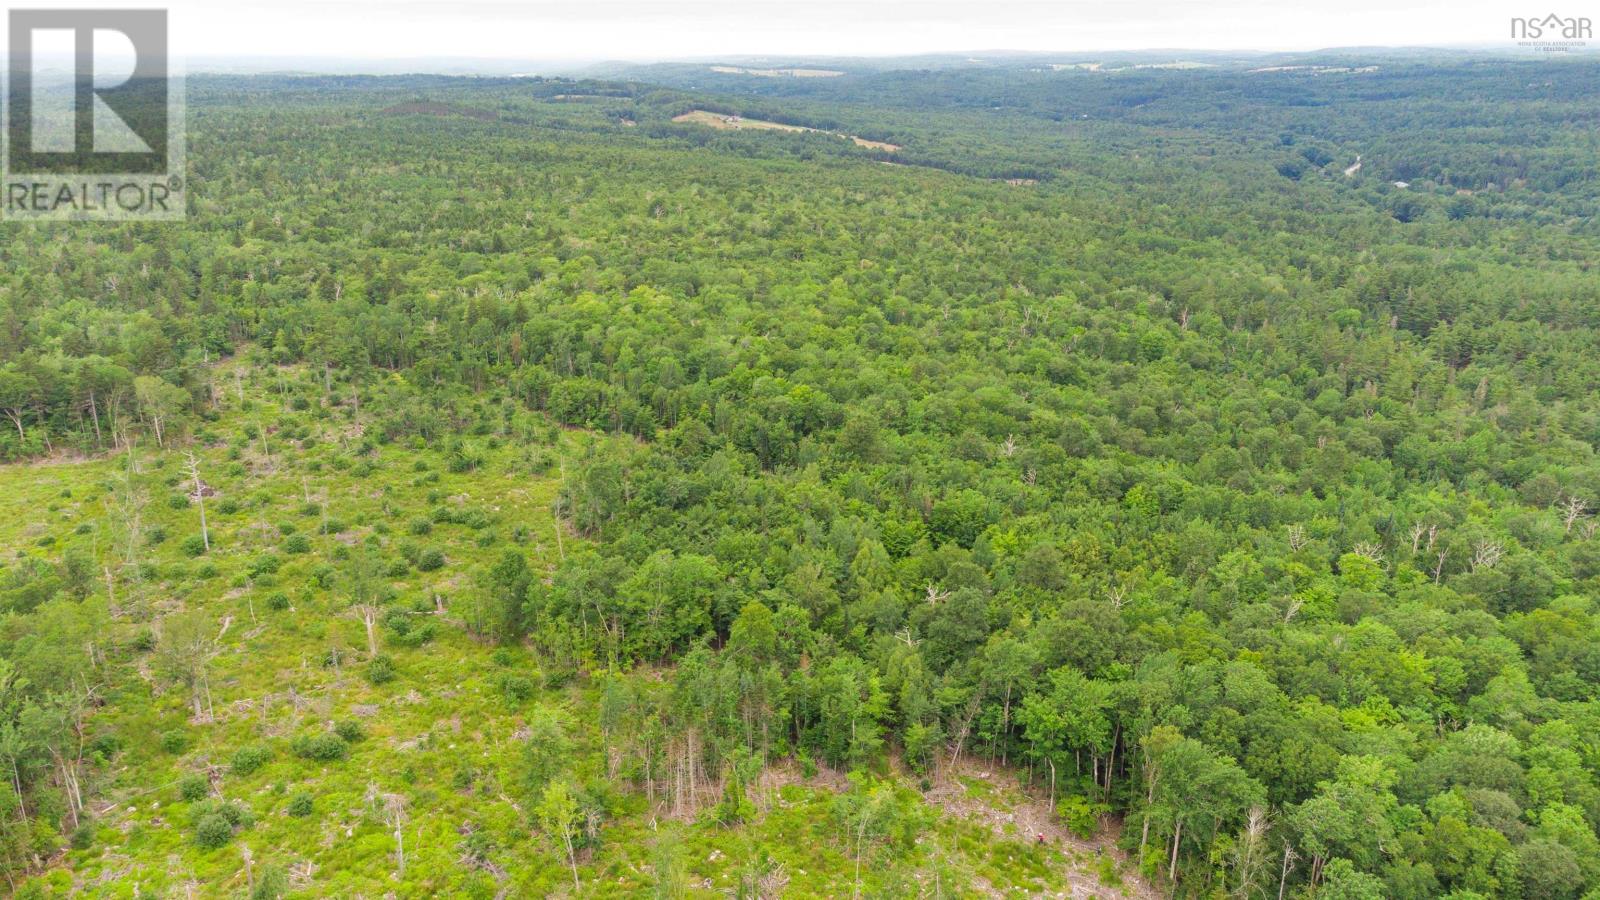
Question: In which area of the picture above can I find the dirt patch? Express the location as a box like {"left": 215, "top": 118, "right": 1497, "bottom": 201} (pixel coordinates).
{"left": 924, "top": 758, "right": 1161, "bottom": 900}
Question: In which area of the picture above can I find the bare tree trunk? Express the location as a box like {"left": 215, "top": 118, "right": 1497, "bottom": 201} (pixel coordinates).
{"left": 562, "top": 828, "right": 579, "bottom": 890}
{"left": 1048, "top": 757, "right": 1056, "bottom": 810}
{"left": 1139, "top": 751, "right": 1156, "bottom": 858}
{"left": 10, "top": 761, "right": 26, "bottom": 820}
{"left": 88, "top": 392, "right": 102, "bottom": 446}
{"left": 1277, "top": 843, "right": 1294, "bottom": 900}
{"left": 1169, "top": 818, "right": 1183, "bottom": 883}
{"left": 183, "top": 451, "right": 209, "bottom": 551}
{"left": 1105, "top": 726, "right": 1119, "bottom": 801}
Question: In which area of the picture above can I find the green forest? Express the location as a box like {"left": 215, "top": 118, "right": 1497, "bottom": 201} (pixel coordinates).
{"left": 3, "top": 52, "right": 1600, "bottom": 898}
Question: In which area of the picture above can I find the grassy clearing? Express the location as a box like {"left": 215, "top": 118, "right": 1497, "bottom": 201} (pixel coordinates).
{"left": 5, "top": 360, "right": 575, "bottom": 897}
{"left": 672, "top": 110, "right": 901, "bottom": 152}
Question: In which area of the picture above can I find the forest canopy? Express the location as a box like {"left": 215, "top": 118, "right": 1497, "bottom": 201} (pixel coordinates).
{"left": 2, "top": 53, "right": 1600, "bottom": 898}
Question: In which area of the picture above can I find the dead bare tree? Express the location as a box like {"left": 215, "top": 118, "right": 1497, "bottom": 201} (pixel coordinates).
{"left": 106, "top": 452, "right": 149, "bottom": 607}
{"left": 1471, "top": 539, "right": 1504, "bottom": 572}
{"left": 1559, "top": 494, "right": 1590, "bottom": 535}
{"left": 1409, "top": 521, "right": 1440, "bottom": 556}
{"left": 1283, "top": 596, "right": 1306, "bottom": 624}
{"left": 1232, "top": 805, "right": 1271, "bottom": 900}
{"left": 373, "top": 788, "right": 409, "bottom": 877}
{"left": 1407, "top": 521, "right": 1428, "bottom": 554}
{"left": 1277, "top": 842, "right": 1299, "bottom": 900}
{"left": 1286, "top": 524, "right": 1308, "bottom": 551}
{"left": 349, "top": 604, "right": 380, "bottom": 656}
{"left": 1350, "top": 541, "right": 1384, "bottom": 562}
{"left": 182, "top": 450, "right": 210, "bottom": 552}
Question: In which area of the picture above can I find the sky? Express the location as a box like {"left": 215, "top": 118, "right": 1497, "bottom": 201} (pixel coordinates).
{"left": 16, "top": 0, "right": 1571, "bottom": 64}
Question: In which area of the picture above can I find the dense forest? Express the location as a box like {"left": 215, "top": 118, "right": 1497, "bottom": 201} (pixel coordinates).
{"left": 2, "top": 53, "right": 1600, "bottom": 897}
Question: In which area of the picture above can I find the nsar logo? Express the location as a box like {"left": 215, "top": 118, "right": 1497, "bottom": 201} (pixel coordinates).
{"left": 1510, "top": 13, "right": 1592, "bottom": 50}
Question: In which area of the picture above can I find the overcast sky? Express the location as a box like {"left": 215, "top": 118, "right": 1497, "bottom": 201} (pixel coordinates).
{"left": 63, "top": 0, "right": 1572, "bottom": 62}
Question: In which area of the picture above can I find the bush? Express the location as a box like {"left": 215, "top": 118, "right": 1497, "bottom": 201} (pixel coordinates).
{"left": 286, "top": 791, "right": 314, "bottom": 817}
{"left": 265, "top": 591, "right": 291, "bottom": 611}
{"left": 333, "top": 720, "right": 365, "bottom": 743}
{"left": 284, "top": 534, "right": 311, "bottom": 554}
{"left": 496, "top": 673, "right": 536, "bottom": 705}
{"left": 389, "top": 620, "right": 435, "bottom": 648}
{"left": 416, "top": 548, "right": 445, "bottom": 572}
{"left": 158, "top": 731, "right": 187, "bottom": 755}
{"left": 248, "top": 554, "right": 281, "bottom": 577}
{"left": 310, "top": 564, "right": 336, "bottom": 588}
{"left": 291, "top": 733, "right": 348, "bottom": 761}
{"left": 231, "top": 744, "right": 273, "bottom": 776}
{"left": 194, "top": 813, "right": 233, "bottom": 849}
{"left": 252, "top": 864, "right": 289, "bottom": 900}
{"left": 178, "top": 775, "right": 210, "bottom": 801}
{"left": 1055, "top": 795, "right": 1110, "bottom": 839}
{"left": 366, "top": 655, "right": 396, "bottom": 685}
{"left": 181, "top": 535, "right": 209, "bottom": 557}
{"left": 408, "top": 518, "right": 432, "bottom": 536}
